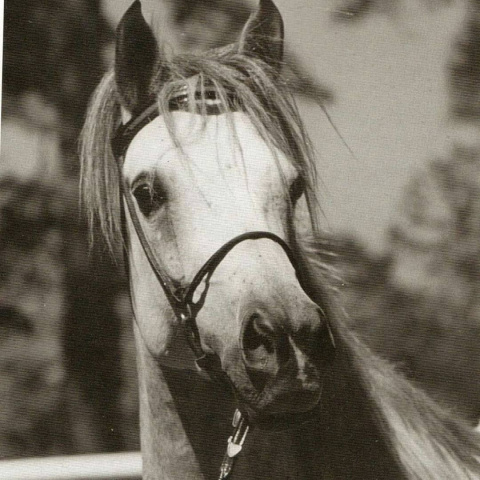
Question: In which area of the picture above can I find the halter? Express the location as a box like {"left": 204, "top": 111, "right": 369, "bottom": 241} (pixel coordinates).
{"left": 111, "top": 91, "right": 312, "bottom": 376}
{"left": 111, "top": 92, "right": 327, "bottom": 478}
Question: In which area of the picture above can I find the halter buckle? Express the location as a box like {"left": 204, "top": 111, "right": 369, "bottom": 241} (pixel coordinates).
{"left": 219, "top": 409, "right": 250, "bottom": 479}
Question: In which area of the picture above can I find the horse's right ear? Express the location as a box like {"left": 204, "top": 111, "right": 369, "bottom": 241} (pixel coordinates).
{"left": 115, "top": 0, "right": 159, "bottom": 113}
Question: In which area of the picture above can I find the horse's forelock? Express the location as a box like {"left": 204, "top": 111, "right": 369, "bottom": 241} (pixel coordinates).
{"left": 156, "top": 51, "right": 323, "bottom": 233}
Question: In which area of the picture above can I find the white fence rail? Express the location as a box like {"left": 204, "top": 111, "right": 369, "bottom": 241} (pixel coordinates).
{"left": 0, "top": 452, "right": 142, "bottom": 480}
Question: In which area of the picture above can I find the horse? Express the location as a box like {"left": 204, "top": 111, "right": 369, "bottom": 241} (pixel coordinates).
{"left": 80, "top": 1, "right": 480, "bottom": 478}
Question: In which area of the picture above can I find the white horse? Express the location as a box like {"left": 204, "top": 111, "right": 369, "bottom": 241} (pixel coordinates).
{"left": 81, "top": 1, "right": 480, "bottom": 478}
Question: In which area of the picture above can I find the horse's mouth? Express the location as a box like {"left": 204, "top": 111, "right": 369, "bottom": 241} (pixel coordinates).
{"left": 238, "top": 399, "right": 322, "bottom": 431}
{"left": 229, "top": 378, "right": 324, "bottom": 431}
{"left": 218, "top": 356, "right": 327, "bottom": 431}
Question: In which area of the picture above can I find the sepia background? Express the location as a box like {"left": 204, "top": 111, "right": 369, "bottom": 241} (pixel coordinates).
{"left": 1, "top": 0, "right": 480, "bottom": 458}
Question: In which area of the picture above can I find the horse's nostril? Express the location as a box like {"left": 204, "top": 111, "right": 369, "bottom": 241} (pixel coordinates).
{"left": 243, "top": 312, "right": 275, "bottom": 355}
{"left": 241, "top": 310, "right": 290, "bottom": 385}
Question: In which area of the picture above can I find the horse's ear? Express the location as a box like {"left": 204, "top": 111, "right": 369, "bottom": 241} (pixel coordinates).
{"left": 240, "top": 0, "right": 284, "bottom": 72}
{"left": 115, "top": 0, "right": 159, "bottom": 113}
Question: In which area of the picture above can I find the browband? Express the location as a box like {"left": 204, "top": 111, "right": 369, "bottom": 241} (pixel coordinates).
{"left": 112, "top": 86, "right": 238, "bottom": 160}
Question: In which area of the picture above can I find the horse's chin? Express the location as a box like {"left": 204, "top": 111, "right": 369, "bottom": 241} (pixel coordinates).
{"left": 239, "top": 399, "right": 322, "bottom": 431}
{"left": 228, "top": 376, "right": 324, "bottom": 431}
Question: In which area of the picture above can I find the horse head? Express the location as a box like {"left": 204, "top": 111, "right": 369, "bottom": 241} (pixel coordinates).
{"left": 112, "top": 0, "right": 335, "bottom": 427}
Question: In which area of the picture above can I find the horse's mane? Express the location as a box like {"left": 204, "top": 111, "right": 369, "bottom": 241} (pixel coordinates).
{"left": 80, "top": 49, "right": 480, "bottom": 478}
{"left": 301, "top": 240, "right": 480, "bottom": 478}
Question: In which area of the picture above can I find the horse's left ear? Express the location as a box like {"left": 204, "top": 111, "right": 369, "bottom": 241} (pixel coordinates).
{"left": 115, "top": 0, "right": 159, "bottom": 113}
{"left": 239, "top": 0, "right": 284, "bottom": 72}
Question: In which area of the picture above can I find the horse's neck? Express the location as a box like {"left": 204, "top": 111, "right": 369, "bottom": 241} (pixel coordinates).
{"left": 316, "top": 338, "right": 407, "bottom": 479}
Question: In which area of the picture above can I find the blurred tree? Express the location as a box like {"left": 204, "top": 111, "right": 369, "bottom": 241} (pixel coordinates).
{"left": 385, "top": 145, "right": 480, "bottom": 421}
{"left": 3, "top": 0, "right": 112, "bottom": 173}
{"left": 336, "top": 144, "right": 480, "bottom": 422}
{"left": 1, "top": 1, "right": 140, "bottom": 457}
{"left": 391, "top": 146, "right": 480, "bottom": 299}
{"left": 0, "top": 179, "right": 138, "bottom": 456}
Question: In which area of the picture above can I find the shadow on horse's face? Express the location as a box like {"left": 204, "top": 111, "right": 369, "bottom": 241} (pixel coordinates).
{"left": 123, "top": 110, "right": 333, "bottom": 425}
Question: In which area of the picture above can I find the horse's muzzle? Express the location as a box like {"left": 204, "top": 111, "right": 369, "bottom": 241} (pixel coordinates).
{"left": 230, "top": 304, "right": 335, "bottom": 429}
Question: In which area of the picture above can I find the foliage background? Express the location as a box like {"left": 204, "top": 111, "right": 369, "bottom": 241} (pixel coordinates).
{"left": 1, "top": 0, "right": 480, "bottom": 457}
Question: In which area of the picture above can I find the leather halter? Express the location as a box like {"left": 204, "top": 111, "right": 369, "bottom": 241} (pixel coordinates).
{"left": 111, "top": 97, "right": 307, "bottom": 379}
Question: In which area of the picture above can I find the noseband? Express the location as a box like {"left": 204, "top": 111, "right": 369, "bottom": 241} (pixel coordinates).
{"left": 111, "top": 97, "right": 332, "bottom": 479}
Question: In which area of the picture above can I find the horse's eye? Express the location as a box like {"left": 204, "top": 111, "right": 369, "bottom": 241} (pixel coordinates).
{"left": 203, "top": 89, "right": 222, "bottom": 105}
{"left": 132, "top": 183, "right": 167, "bottom": 217}
{"left": 205, "top": 90, "right": 218, "bottom": 100}
{"left": 289, "top": 176, "right": 305, "bottom": 203}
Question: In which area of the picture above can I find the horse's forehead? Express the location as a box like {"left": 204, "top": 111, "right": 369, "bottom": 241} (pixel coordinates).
{"left": 123, "top": 112, "right": 294, "bottom": 181}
